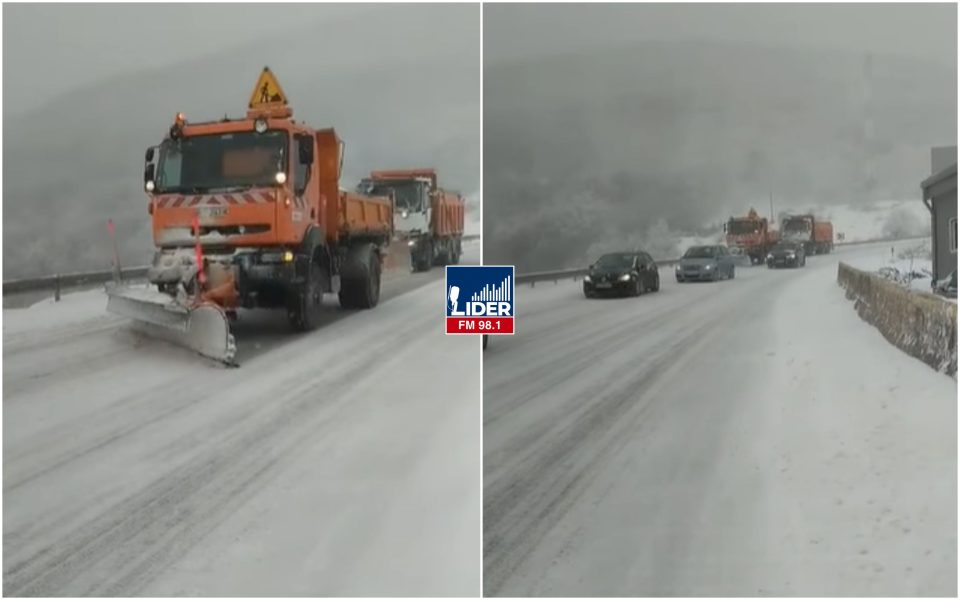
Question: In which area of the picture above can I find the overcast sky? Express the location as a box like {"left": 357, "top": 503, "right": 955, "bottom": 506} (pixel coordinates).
{"left": 485, "top": 3, "right": 957, "bottom": 66}
{"left": 2, "top": 3, "right": 372, "bottom": 115}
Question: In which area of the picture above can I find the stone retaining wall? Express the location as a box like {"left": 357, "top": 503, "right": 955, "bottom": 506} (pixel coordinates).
{"left": 838, "top": 262, "right": 957, "bottom": 376}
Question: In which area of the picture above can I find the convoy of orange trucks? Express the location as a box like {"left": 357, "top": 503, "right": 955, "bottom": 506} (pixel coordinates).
{"left": 107, "top": 68, "right": 397, "bottom": 365}
{"left": 724, "top": 208, "right": 780, "bottom": 264}
{"left": 780, "top": 213, "right": 834, "bottom": 255}
{"left": 358, "top": 169, "right": 465, "bottom": 272}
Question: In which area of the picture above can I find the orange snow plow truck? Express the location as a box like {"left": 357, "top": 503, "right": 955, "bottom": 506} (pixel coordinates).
{"left": 780, "top": 213, "right": 834, "bottom": 255}
{"left": 107, "top": 68, "right": 393, "bottom": 365}
{"left": 725, "top": 208, "right": 779, "bottom": 265}
{"left": 358, "top": 169, "right": 465, "bottom": 272}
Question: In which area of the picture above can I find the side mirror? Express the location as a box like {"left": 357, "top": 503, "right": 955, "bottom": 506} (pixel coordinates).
{"left": 298, "top": 136, "right": 314, "bottom": 165}
{"left": 145, "top": 147, "right": 155, "bottom": 162}
{"left": 144, "top": 163, "right": 155, "bottom": 184}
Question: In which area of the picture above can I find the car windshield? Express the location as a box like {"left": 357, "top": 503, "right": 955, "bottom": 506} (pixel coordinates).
{"left": 595, "top": 254, "right": 634, "bottom": 268}
{"left": 155, "top": 131, "right": 287, "bottom": 193}
{"left": 728, "top": 220, "right": 761, "bottom": 234}
{"left": 683, "top": 246, "right": 717, "bottom": 259}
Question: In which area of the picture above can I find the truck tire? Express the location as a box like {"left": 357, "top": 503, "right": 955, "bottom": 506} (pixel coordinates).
{"left": 339, "top": 243, "right": 381, "bottom": 309}
{"left": 434, "top": 242, "right": 450, "bottom": 267}
{"left": 288, "top": 260, "right": 325, "bottom": 331}
{"left": 412, "top": 240, "right": 432, "bottom": 273}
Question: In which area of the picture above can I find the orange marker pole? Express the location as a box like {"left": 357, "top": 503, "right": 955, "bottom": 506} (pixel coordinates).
{"left": 193, "top": 212, "right": 206, "bottom": 288}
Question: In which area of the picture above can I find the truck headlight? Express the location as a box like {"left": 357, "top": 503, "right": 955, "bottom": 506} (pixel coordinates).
{"left": 401, "top": 210, "right": 409, "bottom": 219}
{"left": 619, "top": 273, "right": 631, "bottom": 281}
{"left": 275, "top": 172, "right": 287, "bottom": 184}
{"left": 584, "top": 275, "right": 592, "bottom": 282}
{"left": 145, "top": 180, "right": 155, "bottom": 192}
{"left": 407, "top": 240, "right": 416, "bottom": 247}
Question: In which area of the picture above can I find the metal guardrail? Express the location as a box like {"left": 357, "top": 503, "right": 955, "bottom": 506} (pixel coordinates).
{"left": 516, "top": 259, "right": 682, "bottom": 286}
{"left": 3, "top": 267, "right": 147, "bottom": 298}
{"left": 3, "top": 233, "right": 483, "bottom": 297}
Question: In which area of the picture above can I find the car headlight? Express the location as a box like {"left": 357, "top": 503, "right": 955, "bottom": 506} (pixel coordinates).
{"left": 584, "top": 275, "right": 592, "bottom": 283}
{"left": 767, "top": 253, "right": 774, "bottom": 260}
{"left": 675, "top": 264, "right": 681, "bottom": 271}
{"left": 407, "top": 240, "right": 416, "bottom": 247}
{"left": 787, "top": 252, "right": 796, "bottom": 258}
{"left": 704, "top": 264, "right": 713, "bottom": 270}
{"left": 618, "top": 273, "right": 631, "bottom": 281}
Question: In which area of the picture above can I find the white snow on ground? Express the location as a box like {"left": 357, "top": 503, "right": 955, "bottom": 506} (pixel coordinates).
{"left": 4, "top": 273, "right": 480, "bottom": 595}
{"left": 484, "top": 242, "right": 955, "bottom": 596}
{"left": 3, "top": 286, "right": 125, "bottom": 334}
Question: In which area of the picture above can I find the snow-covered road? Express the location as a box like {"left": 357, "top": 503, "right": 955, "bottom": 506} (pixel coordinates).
{"left": 3, "top": 242, "right": 481, "bottom": 596}
{"left": 483, "top": 241, "right": 956, "bottom": 596}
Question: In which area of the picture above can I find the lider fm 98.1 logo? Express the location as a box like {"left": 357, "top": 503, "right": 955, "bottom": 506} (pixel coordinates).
{"left": 445, "top": 265, "right": 515, "bottom": 335}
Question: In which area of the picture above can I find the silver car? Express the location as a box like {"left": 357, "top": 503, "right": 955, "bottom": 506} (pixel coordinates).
{"left": 675, "top": 245, "right": 736, "bottom": 282}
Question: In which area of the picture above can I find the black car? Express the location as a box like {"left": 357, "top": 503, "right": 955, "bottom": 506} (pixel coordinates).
{"left": 584, "top": 251, "right": 660, "bottom": 298}
{"left": 766, "top": 241, "right": 806, "bottom": 268}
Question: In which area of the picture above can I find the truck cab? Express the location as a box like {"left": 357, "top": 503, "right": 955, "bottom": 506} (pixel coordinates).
{"left": 358, "top": 175, "right": 433, "bottom": 239}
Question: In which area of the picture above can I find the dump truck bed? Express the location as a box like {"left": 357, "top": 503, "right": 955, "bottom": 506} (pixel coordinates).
{"left": 432, "top": 191, "right": 465, "bottom": 238}
{"left": 339, "top": 191, "right": 393, "bottom": 239}
{"left": 813, "top": 221, "right": 833, "bottom": 243}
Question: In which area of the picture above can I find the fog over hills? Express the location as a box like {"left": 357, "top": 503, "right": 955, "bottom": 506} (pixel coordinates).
{"left": 3, "top": 4, "right": 480, "bottom": 278}
{"left": 483, "top": 5, "right": 956, "bottom": 272}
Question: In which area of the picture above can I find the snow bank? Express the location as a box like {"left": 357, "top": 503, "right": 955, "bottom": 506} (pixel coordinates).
{"left": 3, "top": 287, "right": 116, "bottom": 335}
{"left": 837, "top": 262, "right": 957, "bottom": 376}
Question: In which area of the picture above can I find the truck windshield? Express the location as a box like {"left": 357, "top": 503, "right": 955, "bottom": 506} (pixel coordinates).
{"left": 783, "top": 219, "right": 812, "bottom": 232}
{"left": 362, "top": 180, "right": 422, "bottom": 211}
{"left": 728, "top": 220, "right": 761, "bottom": 235}
{"left": 155, "top": 131, "right": 287, "bottom": 193}
{"left": 683, "top": 246, "right": 717, "bottom": 258}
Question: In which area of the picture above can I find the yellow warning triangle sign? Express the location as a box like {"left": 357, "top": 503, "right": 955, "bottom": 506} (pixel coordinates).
{"left": 248, "top": 67, "right": 288, "bottom": 109}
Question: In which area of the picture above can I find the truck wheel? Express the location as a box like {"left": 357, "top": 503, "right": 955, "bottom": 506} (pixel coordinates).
{"left": 288, "top": 260, "right": 325, "bottom": 331}
{"left": 435, "top": 244, "right": 450, "bottom": 267}
{"left": 339, "top": 243, "right": 381, "bottom": 309}
{"left": 413, "top": 241, "right": 433, "bottom": 272}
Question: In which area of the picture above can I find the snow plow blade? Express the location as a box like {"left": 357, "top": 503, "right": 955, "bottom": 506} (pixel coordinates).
{"left": 106, "top": 284, "right": 238, "bottom": 366}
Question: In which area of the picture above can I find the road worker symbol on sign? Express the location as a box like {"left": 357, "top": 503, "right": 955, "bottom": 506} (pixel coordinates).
{"left": 248, "top": 67, "right": 288, "bottom": 108}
